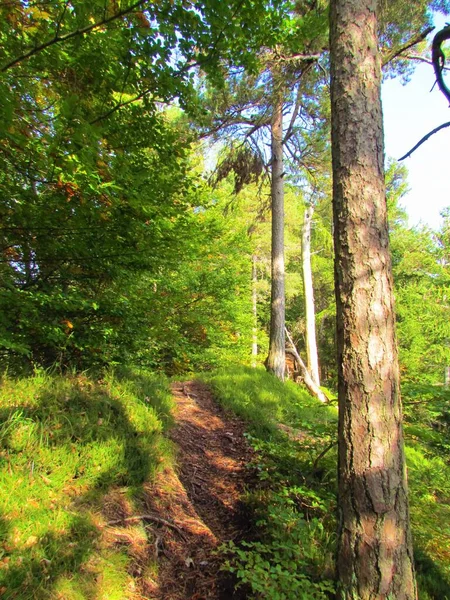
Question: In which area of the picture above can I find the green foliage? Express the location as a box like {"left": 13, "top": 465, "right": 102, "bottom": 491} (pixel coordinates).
{"left": 223, "top": 510, "right": 335, "bottom": 599}
{"left": 380, "top": 0, "right": 450, "bottom": 78}
{"left": 386, "top": 164, "right": 450, "bottom": 384}
{"left": 0, "top": 123, "right": 255, "bottom": 373}
{"left": 0, "top": 0, "right": 280, "bottom": 374}
{"left": 401, "top": 383, "right": 450, "bottom": 598}
{"left": 202, "top": 364, "right": 337, "bottom": 436}
{"left": 1, "top": 2, "right": 450, "bottom": 597}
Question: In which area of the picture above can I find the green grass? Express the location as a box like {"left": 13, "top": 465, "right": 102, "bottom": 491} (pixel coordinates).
{"left": 2, "top": 364, "right": 448, "bottom": 599}
{"left": 202, "top": 366, "right": 450, "bottom": 600}
{"left": 201, "top": 364, "right": 337, "bottom": 437}
{"left": 0, "top": 368, "right": 174, "bottom": 600}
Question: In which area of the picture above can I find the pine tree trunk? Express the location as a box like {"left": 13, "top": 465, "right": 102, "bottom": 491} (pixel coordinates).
{"left": 266, "top": 96, "right": 285, "bottom": 380}
{"left": 329, "top": 1, "right": 417, "bottom": 598}
{"left": 252, "top": 254, "right": 258, "bottom": 366}
{"left": 302, "top": 203, "right": 320, "bottom": 387}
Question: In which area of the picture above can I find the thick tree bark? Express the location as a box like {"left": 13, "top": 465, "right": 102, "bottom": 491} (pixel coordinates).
{"left": 329, "top": 1, "right": 417, "bottom": 598}
{"left": 266, "top": 96, "right": 286, "bottom": 380}
{"left": 302, "top": 203, "right": 320, "bottom": 387}
{"left": 252, "top": 254, "right": 258, "bottom": 366}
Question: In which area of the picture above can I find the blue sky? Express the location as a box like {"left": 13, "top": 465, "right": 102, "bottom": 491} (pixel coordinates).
{"left": 382, "top": 14, "right": 449, "bottom": 231}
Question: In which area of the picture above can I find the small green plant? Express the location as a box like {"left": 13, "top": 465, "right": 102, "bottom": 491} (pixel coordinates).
{"left": 399, "top": 383, "right": 450, "bottom": 597}
{"left": 222, "top": 486, "right": 336, "bottom": 599}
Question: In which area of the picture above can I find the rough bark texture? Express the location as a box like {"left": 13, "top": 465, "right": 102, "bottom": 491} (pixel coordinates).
{"left": 329, "top": 1, "right": 417, "bottom": 598}
{"left": 302, "top": 204, "right": 321, "bottom": 387}
{"left": 266, "top": 97, "right": 286, "bottom": 380}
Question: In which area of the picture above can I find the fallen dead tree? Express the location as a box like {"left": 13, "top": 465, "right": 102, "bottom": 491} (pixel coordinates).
{"left": 285, "top": 327, "right": 328, "bottom": 404}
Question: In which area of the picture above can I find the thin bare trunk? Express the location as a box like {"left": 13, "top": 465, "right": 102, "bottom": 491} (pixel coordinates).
{"left": 330, "top": 0, "right": 416, "bottom": 597}
{"left": 252, "top": 254, "right": 258, "bottom": 366}
{"left": 266, "top": 96, "right": 285, "bottom": 380}
{"left": 302, "top": 204, "right": 320, "bottom": 387}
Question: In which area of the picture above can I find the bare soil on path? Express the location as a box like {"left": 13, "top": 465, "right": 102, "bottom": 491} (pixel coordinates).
{"left": 143, "top": 380, "right": 254, "bottom": 600}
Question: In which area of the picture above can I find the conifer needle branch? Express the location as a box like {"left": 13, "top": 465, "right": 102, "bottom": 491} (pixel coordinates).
{"left": 398, "top": 121, "right": 450, "bottom": 161}
{"left": 382, "top": 26, "right": 434, "bottom": 66}
{"left": 283, "top": 63, "right": 316, "bottom": 144}
{"left": 1, "top": 0, "right": 147, "bottom": 72}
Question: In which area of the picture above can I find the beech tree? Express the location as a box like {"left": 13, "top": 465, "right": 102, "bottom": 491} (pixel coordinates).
{"left": 329, "top": 0, "right": 416, "bottom": 598}
{"left": 0, "top": 0, "right": 272, "bottom": 371}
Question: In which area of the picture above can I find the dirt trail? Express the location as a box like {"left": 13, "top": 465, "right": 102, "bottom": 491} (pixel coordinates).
{"left": 142, "top": 380, "right": 254, "bottom": 599}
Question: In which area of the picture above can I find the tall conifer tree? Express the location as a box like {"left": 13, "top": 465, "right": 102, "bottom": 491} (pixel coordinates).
{"left": 329, "top": 0, "right": 417, "bottom": 597}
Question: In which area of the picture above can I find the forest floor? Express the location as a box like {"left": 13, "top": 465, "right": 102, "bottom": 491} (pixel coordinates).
{"left": 144, "top": 380, "right": 255, "bottom": 600}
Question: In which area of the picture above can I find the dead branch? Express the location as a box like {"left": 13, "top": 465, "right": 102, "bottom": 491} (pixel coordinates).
{"left": 285, "top": 327, "right": 327, "bottom": 403}
{"left": 312, "top": 441, "right": 337, "bottom": 472}
{"left": 403, "top": 54, "right": 450, "bottom": 70}
{"left": 106, "top": 514, "right": 187, "bottom": 540}
{"left": 382, "top": 26, "right": 434, "bottom": 67}
{"left": 397, "top": 23, "right": 450, "bottom": 161}
{"left": 398, "top": 120, "right": 450, "bottom": 161}
{"left": 432, "top": 24, "right": 450, "bottom": 105}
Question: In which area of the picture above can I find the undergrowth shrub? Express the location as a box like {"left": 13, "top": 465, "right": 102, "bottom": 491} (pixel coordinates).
{"left": 222, "top": 484, "right": 336, "bottom": 600}
{"left": 402, "top": 383, "right": 450, "bottom": 598}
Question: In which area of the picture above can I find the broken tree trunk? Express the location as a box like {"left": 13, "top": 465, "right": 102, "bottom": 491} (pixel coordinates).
{"left": 285, "top": 327, "right": 327, "bottom": 403}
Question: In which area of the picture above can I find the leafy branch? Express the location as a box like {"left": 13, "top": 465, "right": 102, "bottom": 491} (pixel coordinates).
{"left": 1, "top": 0, "right": 148, "bottom": 72}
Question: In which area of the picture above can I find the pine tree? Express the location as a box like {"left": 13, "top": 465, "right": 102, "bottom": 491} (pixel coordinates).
{"left": 330, "top": 0, "right": 417, "bottom": 596}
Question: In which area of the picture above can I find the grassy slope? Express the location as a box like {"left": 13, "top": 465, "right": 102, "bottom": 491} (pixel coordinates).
{"left": 202, "top": 366, "right": 450, "bottom": 600}
{"left": 1, "top": 366, "right": 448, "bottom": 599}
{"left": 0, "top": 369, "right": 174, "bottom": 600}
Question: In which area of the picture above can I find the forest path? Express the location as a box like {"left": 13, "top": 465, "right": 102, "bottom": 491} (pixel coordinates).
{"left": 146, "top": 380, "right": 254, "bottom": 600}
